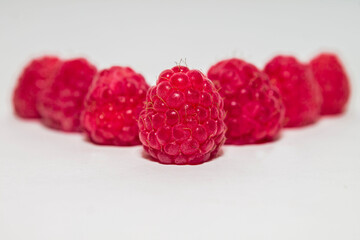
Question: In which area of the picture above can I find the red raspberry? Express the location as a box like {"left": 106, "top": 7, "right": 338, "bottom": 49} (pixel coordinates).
{"left": 264, "top": 56, "right": 322, "bottom": 127}
{"left": 207, "top": 58, "right": 285, "bottom": 145}
{"left": 309, "top": 53, "right": 350, "bottom": 115}
{"left": 81, "top": 66, "right": 149, "bottom": 145}
{"left": 138, "top": 66, "right": 226, "bottom": 165}
{"left": 12, "top": 56, "right": 62, "bottom": 118}
{"left": 37, "top": 58, "right": 97, "bottom": 132}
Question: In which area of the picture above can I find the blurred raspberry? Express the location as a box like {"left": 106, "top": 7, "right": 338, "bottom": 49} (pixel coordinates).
{"left": 208, "top": 58, "right": 285, "bottom": 145}
{"left": 309, "top": 53, "right": 350, "bottom": 115}
{"left": 13, "top": 56, "right": 62, "bottom": 118}
{"left": 81, "top": 66, "right": 149, "bottom": 145}
{"left": 264, "top": 56, "right": 322, "bottom": 127}
{"left": 37, "top": 58, "right": 97, "bottom": 132}
{"left": 138, "top": 66, "right": 226, "bottom": 165}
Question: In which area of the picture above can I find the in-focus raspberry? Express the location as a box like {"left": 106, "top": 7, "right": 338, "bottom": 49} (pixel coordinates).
{"left": 207, "top": 58, "right": 285, "bottom": 145}
{"left": 37, "top": 58, "right": 97, "bottom": 132}
{"left": 309, "top": 53, "right": 350, "bottom": 115}
{"left": 81, "top": 66, "right": 149, "bottom": 145}
{"left": 264, "top": 56, "right": 322, "bottom": 127}
{"left": 13, "top": 56, "right": 62, "bottom": 118}
{"left": 138, "top": 66, "right": 227, "bottom": 165}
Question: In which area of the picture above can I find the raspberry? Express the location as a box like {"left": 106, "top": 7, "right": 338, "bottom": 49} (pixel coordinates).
{"left": 309, "top": 53, "right": 350, "bottom": 115}
{"left": 37, "top": 58, "right": 97, "bottom": 132}
{"left": 81, "top": 66, "right": 149, "bottom": 145}
{"left": 207, "top": 58, "right": 285, "bottom": 145}
{"left": 264, "top": 56, "right": 322, "bottom": 127}
{"left": 12, "top": 56, "right": 62, "bottom": 118}
{"left": 138, "top": 66, "right": 226, "bottom": 165}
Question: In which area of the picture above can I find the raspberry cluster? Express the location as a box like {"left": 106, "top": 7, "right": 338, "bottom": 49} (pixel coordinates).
{"left": 208, "top": 58, "right": 285, "bottom": 144}
{"left": 309, "top": 53, "right": 350, "bottom": 115}
{"left": 13, "top": 56, "right": 62, "bottom": 118}
{"left": 12, "top": 52, "right": 351, "bottom": 165}
{"left": 138, "top": 66, "right": 226, "bottom": 164}
{"left": 81, "top": 66, "right": 149, "bottom": 146}
{"left": 37, "top": 58, "right": 97, "bottom": 132}
{"left": 264, "top": 56, "right": 323, "bottom": 127}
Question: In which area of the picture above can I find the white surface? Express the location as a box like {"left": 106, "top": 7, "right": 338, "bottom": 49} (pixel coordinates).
{"left": 1, "top": 0, "right": 360, "bottom": 239}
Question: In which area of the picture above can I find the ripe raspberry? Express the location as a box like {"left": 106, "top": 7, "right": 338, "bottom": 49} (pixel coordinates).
{"left": 81, "top": 66, "right": 149, "bottom": 145}
{"left": 138, "top": 66, "right": 226, "bottom": 165}
{"left": 264, "top": 56, "right": 322, "bottom": 127}
{"left": 309, "top": 53, "right": 350, "bottom": 115}
{"left": 207, "top": 58, "right": 285, "bottom": 145}
{"left": 37, "top": 58, "right": 97, "bottom": 132}
{"left": 12, "top": 56, "right": 62, "bottom": 118}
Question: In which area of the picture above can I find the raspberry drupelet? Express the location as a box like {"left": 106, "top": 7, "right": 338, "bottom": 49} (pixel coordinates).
{"left": 13, "top": 56, "right": 62, "bottom": 118}
{"left": 207, "top": 58, "right": 285, "bottom": 145}
{"left": 37, "top": 58, "right": 97, "bottom": 132}
{"left": 309, "top": 53, "right": 350, "bottom": 115}
{"left": 81, "top": 66, "right": 149, "bottom": 145}
{"left": 264, "top": 56, "right": 323, "bottom": 127}
{"left": 138, "top": 66, "right": 227, "bottom": 165}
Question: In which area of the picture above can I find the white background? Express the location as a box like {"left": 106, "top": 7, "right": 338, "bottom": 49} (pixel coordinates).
{"left": 1, "top": 0, "right": 360, "bottom": 239}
